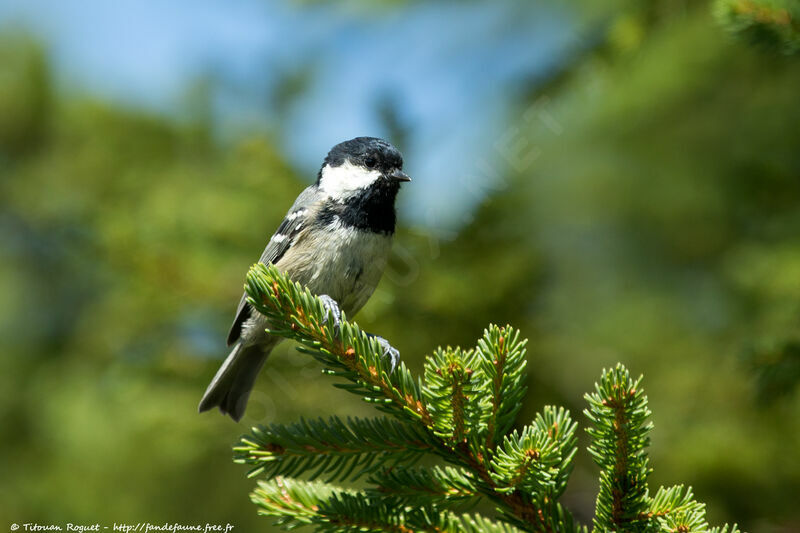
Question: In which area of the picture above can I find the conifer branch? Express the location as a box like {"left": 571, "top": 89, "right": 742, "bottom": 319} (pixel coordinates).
{"left": 251, "top": 477, "right": 333, "bottom": 529}
{"left": 710, "top": 525, "right": 742, "bottom": 533}
{"left": 234, "top": 416, "right": 435, "bottom": 481}
{"left": 238, "top": 265, "right": 746, "bottom": 533}
{"left": 245, "top": 263, "right": 433, "bottom": 426}
{"left": 422, "top": 347, "right": 482, "bottom": 444}
{"left": 475, "top": 327, "right": 528, "bottom": 452}
{"left": 645, "top": 485, "right": 709, "bottom": 532}
{"left": 490, "top": 407, "right": 577, "bottom": 499}
{"left": 252, "top": 477, "right": 524, "bottom": 533}
{"left": 584, "top": 364, "right": 652, "bottom": 531}
{"left": 497, "top": 501, "right": 588, "bottom": 533}
{"left": 367, "top": 466, "right": 479, "bottom": 508}
{"left": 243, "top": 265, "right": 580, "bottom": 531}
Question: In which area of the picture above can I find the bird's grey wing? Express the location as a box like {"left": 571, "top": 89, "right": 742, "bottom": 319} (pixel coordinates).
{"left": 226, "top": 188, "right": 320, "bottom": 346}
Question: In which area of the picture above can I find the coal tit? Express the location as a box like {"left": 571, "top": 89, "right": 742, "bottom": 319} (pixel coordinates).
{"left": 199, "top": 137, "right": 411, "bottom": 421}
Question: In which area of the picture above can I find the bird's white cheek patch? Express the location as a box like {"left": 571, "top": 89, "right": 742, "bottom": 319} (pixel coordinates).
{"left": 319, "top": 161, "right": 381, "bottom": 197}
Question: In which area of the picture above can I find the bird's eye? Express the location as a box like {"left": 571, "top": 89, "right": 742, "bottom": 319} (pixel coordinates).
{"left": 364, "top": 156, "right": 377, "bottom": 169}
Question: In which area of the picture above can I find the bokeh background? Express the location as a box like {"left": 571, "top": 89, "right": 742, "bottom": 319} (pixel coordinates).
{"left": 1, "top": 0, "right": 799, "bottom": 531}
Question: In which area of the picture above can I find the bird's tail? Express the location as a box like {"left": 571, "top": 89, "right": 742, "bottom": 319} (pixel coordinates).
{"left": 198, "top": 339, "right": 278, "bottom": 422}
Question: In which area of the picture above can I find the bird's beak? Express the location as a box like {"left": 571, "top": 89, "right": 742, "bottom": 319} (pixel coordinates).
{"left": 388, "top": 169, "right": 411, "bottom": 182}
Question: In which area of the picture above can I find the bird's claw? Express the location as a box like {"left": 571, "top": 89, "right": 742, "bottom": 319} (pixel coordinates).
{"left": 319, "top": 295, "right": 342, "bottom": 335}
{"left": 367, "top": 334, "right": 400, "bottom": 373}
{"left": 319, "top": 295, "right": 398, "bottom": 373}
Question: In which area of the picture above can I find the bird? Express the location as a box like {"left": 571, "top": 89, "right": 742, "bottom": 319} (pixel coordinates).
{"left": 199, "top": 137, "right": 411, "bottom": 421}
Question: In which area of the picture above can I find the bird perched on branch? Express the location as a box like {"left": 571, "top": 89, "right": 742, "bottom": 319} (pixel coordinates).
{"left": 199, "top": 137, "right": 410, "bottom": 421}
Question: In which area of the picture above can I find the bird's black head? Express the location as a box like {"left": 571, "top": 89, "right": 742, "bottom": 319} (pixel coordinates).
{"left": 325, "top": 136, "right": 404, "bottom": 174}
{"left": 317, "top": 137, "right": 410, "bottom": 195}
{"left": 316, "top": 137, "right": 410, "bottom": 234}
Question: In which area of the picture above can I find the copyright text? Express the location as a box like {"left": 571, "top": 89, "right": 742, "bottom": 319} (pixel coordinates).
{"left": 9, "top": 524, "right": 234, "bottom": 533}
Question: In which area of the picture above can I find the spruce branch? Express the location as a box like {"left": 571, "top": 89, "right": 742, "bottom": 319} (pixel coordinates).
{"left": 489, "top": 406, "right": 577, "bottom": 498}
{"left": 710, "top": 525, "right": 742, "bottom": 533}
{"left": 474, "top": 326, "right": 528, "bottom": 451}
{"left": 644, "top": 485, "right": 743, "bottom": 533}
{"left": 535, "top": 406, "right": 578, "bottom": 499}
{"left": 234, "top": 416, "right": 434, "bottom": 481}
{"left": 245, "top": 263, "right": 433, "bottom": 426}
{"left": 242, "top": 265, "right": 580, "bottom": 531}
{"left": 237, "top": 265, "right": 745, "bottom": 533}
{"left": 252, "top": 477, "right": 524, "bottom": 533}
{"left": 645, "top": 485, "right": 708, "bottom": 533}
{"left": 584, "top": 364, "right": 652, "bottom": 532}
{"left": 422, "top": 346, "right": 483, "bottom": 444}
{"left": 584, "top": 369, "right": 745, "bottom": 533}
{"left": 497, "top": 500, "right": 588, "bottom": 533}
{"left": 251, "top": 477, "right": 337, "bottom": 529}
{"left": 366, "top": 465, "right": 479, "bottom": 509}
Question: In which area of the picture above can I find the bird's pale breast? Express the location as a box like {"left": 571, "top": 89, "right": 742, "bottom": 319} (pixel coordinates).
{"left": 276, "top": 220, "right": 392, "bottom": 317}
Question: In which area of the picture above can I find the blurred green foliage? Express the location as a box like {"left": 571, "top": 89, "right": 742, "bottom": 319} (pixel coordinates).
{"left": 714, "top": 0, "right": 800, "bottom": 55}
{"left": 0, "top": 35, "right": 325, "bottom": 530}
{"left": 1, "top": 2, "right": 799, "bottom": 532}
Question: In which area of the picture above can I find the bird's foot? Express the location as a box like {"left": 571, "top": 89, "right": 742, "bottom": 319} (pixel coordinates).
{"left": 319, "top": 295, "right": 342, "bottom": 335}
{"left": 319, "top": 295, "right": 398, "bottom": 373}
{"left": 366, "top": 333, "right": 400, "bottom": 373}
